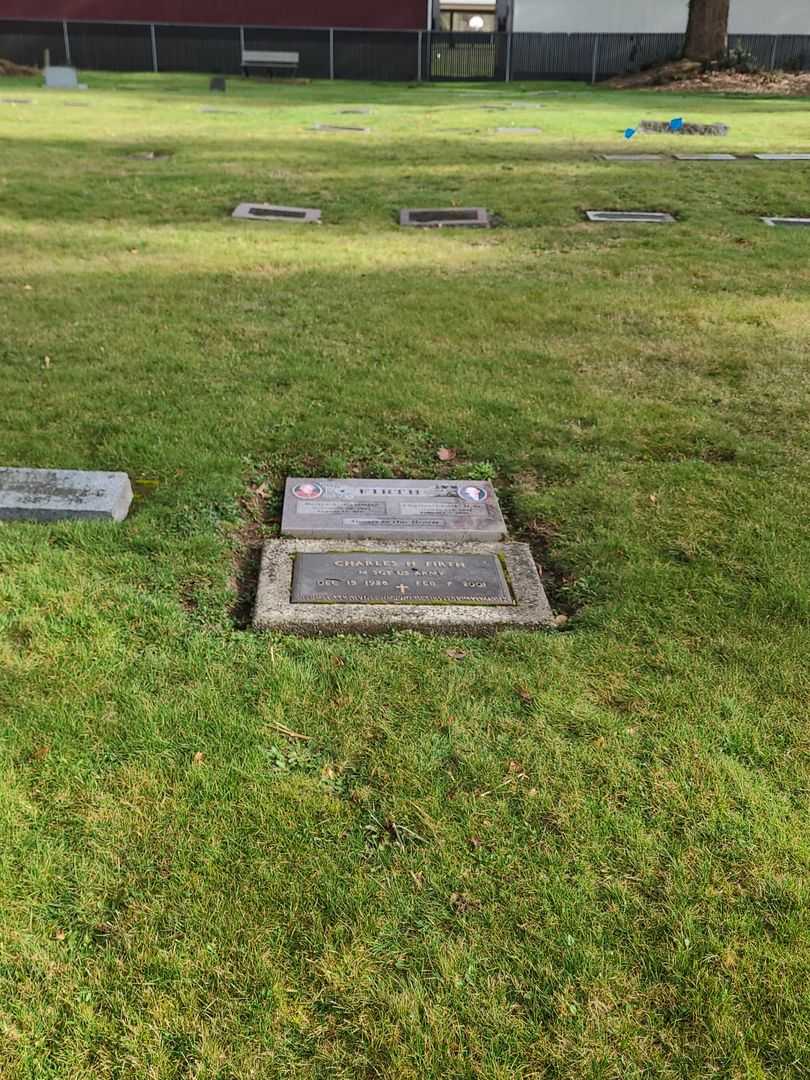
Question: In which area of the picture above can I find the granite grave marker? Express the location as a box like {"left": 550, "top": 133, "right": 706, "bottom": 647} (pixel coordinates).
{"left": 399, "top": 208, "right": 491, "bottom": 228}
{"left": 586, "top": 210, "right": 675, "bottom": 223}
{"left": 0, "top": 468, "right": 133, "bottom": 523}
{"left": 281, "top": 478, "right": 507, "bottom": 542}
{"left": 232, "top": 203, "right": 321, "bottom": 223}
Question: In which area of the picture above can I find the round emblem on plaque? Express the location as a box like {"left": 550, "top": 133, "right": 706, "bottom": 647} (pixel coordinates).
{"left": 458, "top": 484, "right": 488, "bottom": 503}
{"left": 292, "top": 481, "right": 324, "bottom": 500}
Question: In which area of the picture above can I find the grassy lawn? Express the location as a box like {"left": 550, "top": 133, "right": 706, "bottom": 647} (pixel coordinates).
{"left": 1, "top": 70, "right": 810, "bottom": 1078}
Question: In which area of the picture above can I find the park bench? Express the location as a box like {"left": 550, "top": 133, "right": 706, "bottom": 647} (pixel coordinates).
{"left": 241, "top": 49, "right": 300, "bottom": 77}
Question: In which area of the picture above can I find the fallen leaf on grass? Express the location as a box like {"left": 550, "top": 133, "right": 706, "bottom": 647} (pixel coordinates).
{"left": 437, "top": 447, "right": 457, "bottom": 461}
{"left": 516, "top": 686, "right": 534, "bottom": 705}
{"left": 446, "top": 648, "right": 466, "bottom": 661}
{"left": 42, "top": 356, "right": 51, "bottom": 369}
{"left": 54, "top": 929, "right": 66, "bottom": 941}
{"left": 192, "top": 751, "right": 205, "bottom": 765}
{"left": 553, "top": 613, "right": 569, "bottom": 627}
{"left": 30, "top": 746, "right": 50, "bottom": 761}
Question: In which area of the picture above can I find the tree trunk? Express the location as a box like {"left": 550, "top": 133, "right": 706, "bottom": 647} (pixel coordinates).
{"left": 683, "top": 0, "right": 730, "bottom": 61}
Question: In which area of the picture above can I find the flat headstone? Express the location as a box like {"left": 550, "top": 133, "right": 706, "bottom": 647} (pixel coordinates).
{"left": 599, "top": 154, "right": 665, "bottom": 162}
{"left": 291, "top": 551, "right": 512, "bottom": 605}
{"left": 586, "top": 210, "right": 675, "bottom": 223}
{"left": 495, "top": 127, "right": 541, "bottom": 134}
{"left": 281, "top": 477, "right": 506, "bottom": 541}
{"left": 232, "top": 202, "right": 321, "bottom": 223}
{"left": 253, "top": 539, "right": 554, "bottom": 634}
{"left": 44, "top": 66, "right": 80, "bottom": 90}
{"left": 129, "top": 150, "right": 171, "bottom": 160}
{"left": 313, "top": 123, "right": 370, "bottom": 133}
{"left": 1, "top": 98, "right": 33, "bottom": 105}
{"left": 400, "top": 207, "right": 490, "bottom": 228}
{"left": 761, "top": 216, "right": 810, "bottom": 227}
{"left": 199, "top": 107, "right": 239, "bottom": 114}
{"left": 674, "top": 153, "right": 737, "bottom": 161}
{"left": 754, "top": 153, "right": 810, "bottom": 161}
{"left": 0, "top": 468, "right": 133, "bottom": 523}
{"left": 339, "top": 107, "right": 371, "bottom": 115}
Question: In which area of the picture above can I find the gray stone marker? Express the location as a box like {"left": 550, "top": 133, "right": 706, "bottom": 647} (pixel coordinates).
{"left": 199, "top": 107, "right": 240, "bottom": 114}
{"left": 399, "top": 207, "right": 490, "bottom": 228}
{"left": 1, "top": 98, "right": 33, "bottom": 105}
{"left": 496, "top": 126, "right": 541, "bottom": 134}
{"left": 586, "top": 210, "right": 675, "bottom": 224}
{"left": 339, "top": 107, "right": 371, "bottom": 114}
{"left": 253, "top": 539, "right": 553, "bottom": 635}
{"left": 313, "top": 123, "right": 370, "bottom": 133}
{"left": 754, "top": 153, "right": 810, "bottom": 161}
{"left": 761, "top": 216, "right": 810, "bottom": 227}
{"left": 232, "top": 202, "right": 321, "bottom": 224}
{"left": 599, "top": 154, "right": 666, "bottom": 162}
{"left": 0, "top": 468, "right": 133, "bottom": 523}
{"left": 292, "top": 551, "right": 512, "bottom": 605}
{"left": 281, "top": 477, "right": 507, "bottom": 541}
{"left": 44, "top": 66, "right": 81, "bottom": 89}
{"left": 674, "top": 153, "right": 737, "bottom": 161}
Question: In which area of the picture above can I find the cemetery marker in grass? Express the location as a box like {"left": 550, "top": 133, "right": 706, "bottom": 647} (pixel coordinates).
{"left": 399, "top": 208, "right": 491, "bottom": 228}
{"left": 232, "top": 203, "right": 322, "bottom": 224}
{"left": 0, "top": 468, "right": 133, "bottom": 523}
{"left": 586, "top": 210, "right": 676, "bottom": 224}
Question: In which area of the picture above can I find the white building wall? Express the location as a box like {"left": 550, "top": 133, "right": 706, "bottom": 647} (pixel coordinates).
{"left": 512, "top": 0, "right": 810, "bottom": 35}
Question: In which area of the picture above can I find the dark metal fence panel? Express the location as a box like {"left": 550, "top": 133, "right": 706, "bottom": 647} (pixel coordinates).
{"left": 68, "top": 21, "right": 152, "bottom": 71}
{"left": 511, "top": 32, "right": 595, "bottom": 80}
{"left": 333, "top": 30, "right": 419, "bottom": 81}
{"left": 244, "top": 27, "right": 330, "bottom": 78}
{"left": 155, "top": 23, "right": 241, "bottom": 74}
{"left": 595, "top": 33, "right": 684, "bottom": 77}
{"left": 0, "top": 19, "right": 66, "bottom": 66}
{"left": 3, "top": 20, "right": 810, "bottom": 80}
{"left": 733, "top": 32, "right": 810, "bottom": 70}
{"left": 428, "top": 31, "right": 506, "bottom": 80}
{"left": 772, "top": 34, "right": 810, "bottom": 69}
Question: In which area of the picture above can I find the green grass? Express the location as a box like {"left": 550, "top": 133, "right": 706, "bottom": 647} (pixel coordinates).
{"left": 1, "top": 71, "right": 810, "bottom": 1078}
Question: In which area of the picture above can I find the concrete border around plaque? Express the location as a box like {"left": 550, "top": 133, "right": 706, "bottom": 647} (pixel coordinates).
{"left": 761, "top": 216, "right": 810, "bottom": 227}
{"left": 674, "top": 153, "right": 737, "bottom": 161}
{"left": 313, "top": 123, "right": 370, "bottom": 133}
{"left": 754, "top": 153, "right": 810, "bottom": 161}
{"left": 232, "top": 203, "right": 322, "bottom": 224}
{"left": 598, "top": 154, "right": 666, "bottom": 162}
{"left": 253, "top": 540, "right": 554, "bottom": 635}
{"left": 281, "top": 477, "right": 507, "bottom": 542}
{"left": 586, "top": 210, "right": 675, "bottom": 223}
{"left": 0, "top": 467, "right": 133, "bottom": 523}
{"left": 399, "top": 208, "right": 491, "bottom": 228}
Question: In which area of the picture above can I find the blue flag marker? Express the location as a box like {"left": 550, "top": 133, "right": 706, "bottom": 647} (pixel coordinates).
{"left": 670, "top": 117, "right": 684, "bottom": 131}
{"left": 624, "top": 127, "right": 636, "bottom": 139}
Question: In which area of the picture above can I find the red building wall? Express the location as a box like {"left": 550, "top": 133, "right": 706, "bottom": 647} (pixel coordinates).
{"left": 0, "top": 0, "right": 428, "bottom": 30}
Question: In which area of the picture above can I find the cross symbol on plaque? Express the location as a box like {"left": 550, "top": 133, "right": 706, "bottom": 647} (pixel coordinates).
{"left": 396, "top": 584, "right": 410, "bottom": 595}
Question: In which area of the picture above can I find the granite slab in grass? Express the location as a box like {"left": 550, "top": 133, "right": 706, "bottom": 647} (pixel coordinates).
{"left": 253, "top": 539, "right": 554, "bottom": 635}
{"left": 0, "top": 468, "right": 133, "bottom": 523}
